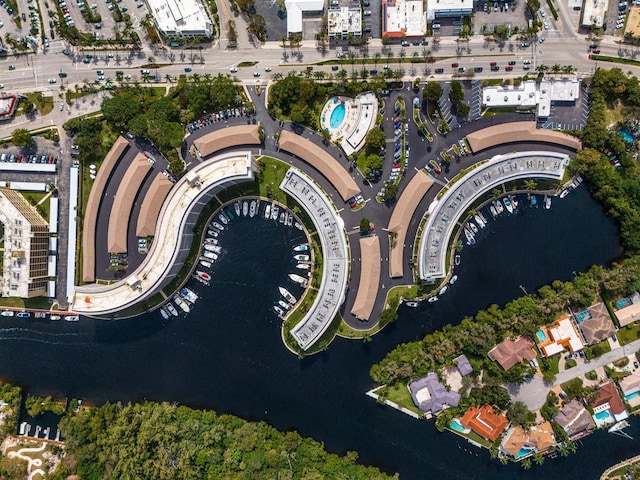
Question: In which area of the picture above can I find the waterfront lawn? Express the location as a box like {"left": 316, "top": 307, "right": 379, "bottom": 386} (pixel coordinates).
{"left": 0, "top": 297, "right": 51, "bottom": 309}
{"left": 258, "top": 156, "right": 290, "bottom": 205}
{"left": 380, "top": 382, "right": 422, "bottom": 417}
{"left": 617, "top": 324, "right": 640, "bottom": 345}
{"left": 451, "top": 428, "right": 493, "bottom": 449}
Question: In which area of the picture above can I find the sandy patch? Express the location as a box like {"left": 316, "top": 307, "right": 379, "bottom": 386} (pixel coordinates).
{"left": 626, "top": 7, "right": 640, "bottom": 37}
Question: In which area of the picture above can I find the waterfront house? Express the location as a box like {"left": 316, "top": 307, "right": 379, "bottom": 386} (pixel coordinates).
{"left": 589, "top": 381, "right": 628, "bottom": 428}
{"left": 615, "top": 297, "right": 640, "bottom": 327}
{"left": 487, "top": 336, "right": 536, "bottom": 370}
{"left": 578, "top": 303, "right": 616, "bottom": 345}
{"left": 619, "top": 371, "right": 640, "bottom": 397}
{"left": 500, "top": 422, "right": 556, "bottom": 458}
{"left": 553, "top": 399, "right": 595, "bottom": 438}
{"left": 455, "top": 354, "right": 473, "bottom": 377}
{"left": 408, "top": 373, "right": 460, "bottom": 416}
{"left": 460, "top": 405, "right": 508, "bottom": 442}
{"left": 539, "top": 315, "right": 584, "bottom": 358}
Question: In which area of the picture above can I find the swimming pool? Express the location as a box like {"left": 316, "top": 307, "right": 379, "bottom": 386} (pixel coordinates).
{"left": 516, "top": 446, "right": 534, "bottom": 459}
{"left": 595, "top": 410, "right": 611, "bottom": 420}
{"left": 625, "top": 391, "right": 639, "bottom": 401}
{"left": 450, "top": 419, "right": 465, "bottom": 432}
{"left": 575, "top": 310, "right": 591, "bottom": 323}
{"left": 617, "top": 298, "right": 631, "bottom": 309}
{"left": 620, "top": 129, "right": 636, "bottom": 143}
{"left": 330, "top": 103, "right": 346, "bottom": 129}
{"left": 536, "top": 329, "right": 547, "bottom": 343}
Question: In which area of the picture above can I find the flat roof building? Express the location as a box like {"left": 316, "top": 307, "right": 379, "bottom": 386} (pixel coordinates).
{"left": 616, "top": 301, "right": 640, "bottom": 327}
{"left": 582, "top": 0, "right": 607, "bottom": 28}
{"left": 382, "top": 0, "right": 426, "bottom": 38}
{"left": 426, "top": 0, "right": 473, "bottom": 21}
{"left": 0, "top": 95, "right": 18, "bottom": 120}
{"left": 285, "top": 0, "right": 324, "bottom": 35}
{"left": 328, "top": 7, "right": 362, "bottom": 39}
{"left": 145, "top": 0, "right": 213, "bottom": 37}
{"left": 0, "top": 187, "right": 49, "bottom": 298}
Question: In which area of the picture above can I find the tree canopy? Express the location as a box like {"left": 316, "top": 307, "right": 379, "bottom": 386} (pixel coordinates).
{"left": 423, "top": 82, "right": 443, "bottom": 102}
{"left": 11, "top": 128, "right": 31, "bottom": 147}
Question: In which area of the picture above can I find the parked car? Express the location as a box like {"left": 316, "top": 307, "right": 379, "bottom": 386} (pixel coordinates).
{"left": 429, "top": 159, "right": 441, "bottom": 174}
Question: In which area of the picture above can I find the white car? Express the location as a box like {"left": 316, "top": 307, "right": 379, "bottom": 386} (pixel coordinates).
{"left": 265, "top": 66, "right": 272, "bottom": 72}
{"left": 0, "top": 84, "right": 5, "bottom": 89}
{"left": 59, "top": 102, "right": 64, "bottom": 111}
{"left": 48, "top": 78, "right": 56, "bottom": 83}
{"left": 544, "top": 21, "right": 549, "bottom": 29}
{"left": 230, "top": 66, "right": 238, "bottom": 73}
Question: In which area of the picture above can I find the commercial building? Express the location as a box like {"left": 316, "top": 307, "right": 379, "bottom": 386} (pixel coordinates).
{"left": 426, "top": 0, "right": 473, "bottom": 22}
{"left": 328, "top": 7, "right": 362, "bottom": 40}
{"left": 382, "top": 0, "right": 426, "bottom": 38}
{"left": 0, "top": 95, "right": 17, "bottom": 121}
{"left": 145, "top": 0, "right": 213, "bottom": 37}
{"left": 0, "top": 187, "right": 49, "bottom": 298}
{"left": 582, "top": 0, "right": 607, "bottom": 28}
{"left": 285, "top": 0, "right": 324, "bottom": 36}
{"left": 482, "top": 79, "right": 580, "bottom": 118}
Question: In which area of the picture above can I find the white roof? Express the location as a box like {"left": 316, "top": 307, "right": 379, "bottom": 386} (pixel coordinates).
{"left": 146, "top": 0, "right": 212, "bottom": 36}
{"left": 384, "top": 0, "right": 426, "bottom": 37}
{"left": 546, "top": 317, "right": 584, "bottom": 354}
{"left": 285, "top": 0, "right": 324, "bottom": 33}
{"left": 483, "top": 80, "right": 580, "bottom": 118}
{"left": 426, "top": 0, "right": 473, "bottom": 20}
{"left": 328, "top": 7, "right": 362, "bottom": 36}
{"left": 582, "top": 0, "right": 607, "bottom": 27}
{"left": 483, "top": 81, "right": 538, "bottom": 108}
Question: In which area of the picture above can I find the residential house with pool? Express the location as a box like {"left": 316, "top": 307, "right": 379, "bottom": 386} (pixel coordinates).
{"left": 500, "top": 421, "right": 556, "bottom": 459}
{"left": 459, "top": 405, "right": 509, "bottom": 442}
{"left": 408, "top": 373, "right": 460, "bottom": 418}
{"left": 553, "top": 399, "right": 595, "bottom": 439}
{"left": 538, "top": 315, "right": 584, "bottom": 358}
{"left": 618, "top": 371, "right": 640, "bottom": 410}
{"left": 588, "top": 381, "right": 628, "bottom": 428}
{"left": 575, "top": 303, "right": 616, "bottom": 346}
{"left": 487, "top": 336, "right": 536, "bottom": 370}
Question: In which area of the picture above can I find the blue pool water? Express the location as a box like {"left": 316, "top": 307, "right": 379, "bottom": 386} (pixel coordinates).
{"left": 595, "top": 410, "right": 611, "bottom": 420}
{"left": 450, "top": 419, "right": 465, "bottom": 432}
{"left": 516, "top": 447, "right": 534, "bottom": 459}
{"left": 575, "top": 310, "right": 591, "bottom": 323}
{"left": 536, "top": 329, "right": 547, "bottom": 342}
{"left": 617, "top": 298, "right": 631, "bottom": 309}
{"left": 330, "top": 103, "right": 346, "bottom": 129}
{"left": 620, "top": 129, "right": 636, "bottom": 143}
{"left": 625, "top": 391, "right": 639, "bottom": 401}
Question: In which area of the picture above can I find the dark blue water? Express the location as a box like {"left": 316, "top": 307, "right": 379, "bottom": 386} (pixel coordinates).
{"left": 0, "top": 186, "right": 630, "bottom": 480}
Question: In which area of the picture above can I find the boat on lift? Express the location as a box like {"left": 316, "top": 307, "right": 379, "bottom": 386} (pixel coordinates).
{"left": 234, "top": 201, "right": 241, "bottom": 216}
{"left": 279, "top": 286, "right": 297, "bottom": 304}
{"left": 250, "top": 200, "right": 257, "bottom": 217}
{"left": 218, "top": 213, "right": 228, "bottom": 225}
{"left": 294, "top": 254, "right": 310, "bottom": 261}
{"left": 294, "top": 244, "right": 309, "bottom": 252}
{"left": 174, "top": 295, "right": 190, "bottom": 313}
{"left": 243, "top": 201, "right": 249, "bottom": 217}
{"left": 297, "top": 263, "right": 311, "bottom": 270}
{"left": 166, "top": 303, "right": 179, "bottom": 316}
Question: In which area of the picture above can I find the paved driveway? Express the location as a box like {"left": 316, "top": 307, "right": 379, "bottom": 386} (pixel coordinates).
{"left": 508, "top": 375, "right": 548, "bottom": 410}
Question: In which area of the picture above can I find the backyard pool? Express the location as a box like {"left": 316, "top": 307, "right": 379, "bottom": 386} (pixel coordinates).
{"left": 575, "top": 310, "right": 591, "bottom": 323}
{"left": 620, "top": 129, "right": 637, "bottom": 143}
{"left": 595, "top": 410, "right": 611, "bottom": 420}
{"left": 617, "top": 298, "right": 631, "bottom": 309}
{"left": 516, "top": 446, "right": 534, "bottom": 459}
{"left": 450, "top": 419, "right": 465, "bottom": 432}
{"left": 536, "top": 329, "right": 547, "bottom": 343}
{"left": 625, "top": 391, "right": 639, "bottom": 401}
{"left": 330, "top": 103, "right": 346, "bottom": 129}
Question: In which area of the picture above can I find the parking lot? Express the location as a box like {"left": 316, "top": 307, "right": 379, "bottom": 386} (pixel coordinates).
{"left": 56, "top": 0, "right": 146, "bottom": 41}
{"left": 473, "top": 0, "right": 530, "bottom": 35}
{"left": 186, "top": 107, "right": 255, "bottom": 136}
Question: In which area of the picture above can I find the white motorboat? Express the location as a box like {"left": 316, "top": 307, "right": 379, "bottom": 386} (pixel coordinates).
{"left": 272, "top": 205, "right": 279, "bottom": 221}
{"left": 265, "top": 204, "right": 271, "bottom": 219}
{"left": 494, "top": 200, "right": 504, "bottom": 214}
{"left": 50, "top": 315, "right": 61, "bottom": 321}
{"left": 181, "top": 287, "right": 198, "bottom": 304}
{"left": 279, "top": 212, "right": 285, "bottom": 223}
{"left": 166, "top": 303, "right": 179, "bottom": 316}
{"left": 250, "top": 200, "right": 257, "bottom": 217}
{"left": 428, "top": 296, "right": 439, "bottom": 303}
{"left": 294, "top": 244, "right": 309, "bottom": 252}
{"left": 202, "top": 251, "right": 218, "bottom": 260}
{"left": 474, "top": 214, "right": 486, "bottom": 229}
{"left": 297, "top": 263, "right": 311, "bottom": 270}
{"left": 0, "top": 310, "right": 14, "bottom": 317}
{"left": 65, "top": 315, "right": 79, "bottom": 322}
{"left": 200, "top": 260, "right": 213, "bottom": 269}
{"left": 287, "top": 214, "right": 293, "bottom": 227}
{"left": 205, "top": 238, "right": 218, "bottom": 245}
{"left": 279, "top": 286, "right": 297, "bottom": 304}
{"left": 510, "top": 195, "right": 518, "bottom": 208}
{"left": 218, "top": 213, "right": 228, "bottom": 225}
{"left": 503, "top": 197, "right": 513, "bottom": 214}
{"left": 243, "top": 201, "right": 249, "bottom": 217}
{"left": 208, "top": 229, "right": 219, "bottom": 237}
{"left": 438, "top": 285, "right": 448, "bottom": 295}
{"left": 450, "top": 275, "right": 458, "bottom": 285}
{"left": 454, "top": 254, "right": 460, "bottom": 266}
{"left": 278, "top": 300, "right": 291, "bottom": 310}
{"left": 174, "top": 295, "right": 190, "bottom": 313}
{"left": 576, "top": 175, "right": 583, "bottom": 184}
{"left": 294, "top": 222, "right": 303, "bottom": 230}
{"left": 294, "top": 254, "right": 310, "bottom": 261}
{"left": 464, "top": 228, "right": 476, "bottom": 246}
{"left": 489, "top": 205, "right": 497, "bottom": 218}
{"left": 234, "top": 201, "right": 241, "bottom": 216}
{"left": 211, "top": 221, "right": 224, "bottom": 231}
{"left": 404, "top": 301, "right": 419, "bottom": 307}
{"left": 204, "top": 244, "right": 222, "bottom": 253}
{"left": 544, "top": 195, "right": 551, "bottom": 209}
{"left": 560, "top": 189, "right": 569, "bottom": 199}
{"left": 159, "top": 307, "right": 169, "bottom": 320}
{"left": 289, "top": 273, "right": 308, "bottom": 286}
{"left": 468, "top": 221, "right": 478, "bottom": 234}
{"left": 274, "top": 305, "right": 285, "bottom": 316}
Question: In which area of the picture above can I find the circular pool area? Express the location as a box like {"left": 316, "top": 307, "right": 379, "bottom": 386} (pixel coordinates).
{"left": 330, "top": 103, "right": 346, "bottom": 129}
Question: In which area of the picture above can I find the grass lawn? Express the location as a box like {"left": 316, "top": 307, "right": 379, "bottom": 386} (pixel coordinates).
{"left": 618, "top": 324, "right": 640, "bottom": 345}
{"left": 548, "top": 354, "right": 560, "bottom": 375}
{"left": 5, "top": 442, "right": 50, "bottom": 480}
{"left": 382, "top": 382, "right": 422, "bottom": 416}
{"left": 258, "top": 156, "right": 291, "bottom": 205}
{"left": 606, "top": 103, "right": 625, "bottom": 128}
{"left": 0, "top": 297, "right": 51, "bottom": 309}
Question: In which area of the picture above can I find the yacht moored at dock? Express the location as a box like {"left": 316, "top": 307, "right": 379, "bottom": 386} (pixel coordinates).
{"left": 454, "top": 254, "right": 460, "bottom": 266}
{"left": 279, "top": 287, "right": 297, "bottom": 304}
{"left": 174, "top": 295, "right": 190, "bottom": 313}
{"left": 288, "top": 273, "right": 308, "bottom": 286}
{"left": 293, "top": 244, "right": 309, "bottom": 252}
{"left": 494, "top": 199, "right": 504, "bottom": 214}
{"left": 166, "top": 303, "right": 179, "bottom": 316}
{"left": 294, "top": 254, "right": 310, "bottom": 261}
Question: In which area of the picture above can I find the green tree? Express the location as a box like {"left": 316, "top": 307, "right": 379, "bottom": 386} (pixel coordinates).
{"left": 507, "top": 401, "right": 536, "bottom": 428}
{"left": 101, "top": 91, "right": 143, "bottom": 130}
{"left": 365, "top": 128, "right": 386, "bottom": 155}
{"left": 383, "top": 182, "right": 398, "bottom": 201}
{"left": 449, "top": 81, "right": 464, "bottom": 106}
{"left": 11, "top": 128, "right": 31, "bottom": 147}
{"left": 360, "top": 218, "right": 372, "bottom": 234}
{"left": 423, "top": 82, "right": 443, "bottom": 102}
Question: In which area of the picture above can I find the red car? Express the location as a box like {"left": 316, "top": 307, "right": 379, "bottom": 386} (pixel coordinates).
{"left": 429, "top": 159, "right": 441, "bottom": 174}
{"left": 592, "top": 49, "right": 600, "bottom": 54}
{"left": 451, "top": 62, "right": 459, "bottom": 68}
{"left": 506, "top": 66, "right": 513, "bottom": 71}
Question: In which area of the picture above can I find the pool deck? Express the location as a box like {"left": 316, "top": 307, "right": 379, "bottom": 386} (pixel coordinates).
{"left": 320, "top": 93, "right": 378, "bottom": 157}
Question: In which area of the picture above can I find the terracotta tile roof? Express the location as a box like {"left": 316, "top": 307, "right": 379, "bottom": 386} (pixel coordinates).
{"left": 501, "top": 422, "right": 555, "bottom": 457}
{"left": 553, "top": 399, "right": 595, "bottom": 436}
{"left": 488, "top": 336, "right": 536, "bottom": 370}
{"left": 460, "top": 405, "right": 508, "bottom": 442}
{"left": 589, "top": 382, "right": 626, "bottom": 415}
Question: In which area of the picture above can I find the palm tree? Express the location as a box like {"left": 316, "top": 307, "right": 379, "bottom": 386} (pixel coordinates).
{"left": 386, "top": 50, "right": 394, "bottom": 65}
{"left": 399, "top": 48, "right": 406, "bottom": 65}
{"left": 272, "top": 72, "right": 283, "bottom": 81}
{"left": 551, "top": 63, "right": 561, "bottom": 73}
{"left": 492, "top": 187, "right": 503, "bottom": 198}
{"left": 361, "top": 50, "right": 369, "bottom": 67}
{"left": 533, "top": 454, "right": 544, "bottom": 465}
{"left": 280, "top": 35, "right": 287, "bottom": 51}
{"left": 349, "top": 50, "right": 357, "bottom": 73}
{"left": 536, "top": 64, "right": 548, "bottom": 74}
{"left": 373, "top": 51, "right": 380, "bottom": 68}
{"left": 524, "top": 179, "right": 537, "bottom": 191}
{"left": 562, "top": 65, "right": 575, "bottom": 74}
